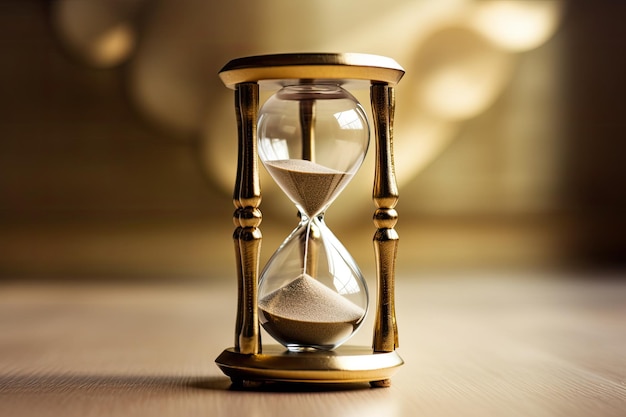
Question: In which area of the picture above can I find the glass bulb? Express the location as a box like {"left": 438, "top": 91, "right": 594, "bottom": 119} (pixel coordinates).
{"left": 257, "top": 84, "right": 370, "bottom": 351}
{"left": 258, "top": 84, "right": 369, "bottom": 217}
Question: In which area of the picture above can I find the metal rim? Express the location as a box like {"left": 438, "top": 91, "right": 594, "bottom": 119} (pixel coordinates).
{"left": 215, "top": 345, "right": 403, "bottom": 384}
{"left": 219, "top": 52, "right": 405, "bottom": 89}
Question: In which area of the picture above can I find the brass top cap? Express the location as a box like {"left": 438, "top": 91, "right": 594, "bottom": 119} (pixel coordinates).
{"left": 219, "top": 52, "right": 405, "bottom": 90}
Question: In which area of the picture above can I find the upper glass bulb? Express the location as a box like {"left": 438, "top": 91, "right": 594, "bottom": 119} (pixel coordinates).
{"left": 257, "top": 84, "right": 369, "bottom": 217}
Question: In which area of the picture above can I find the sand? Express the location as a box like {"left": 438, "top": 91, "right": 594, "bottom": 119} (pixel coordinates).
{"left": 263, "top": 159, "right": 352, "bottom": 217}
{"left": 259, "top": 274, "right": 365, "bottom": 348}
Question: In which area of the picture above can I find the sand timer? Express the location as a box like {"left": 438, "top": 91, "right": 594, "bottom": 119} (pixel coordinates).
{"left": 215, "top": 53, "right": 404, "bottom": 387}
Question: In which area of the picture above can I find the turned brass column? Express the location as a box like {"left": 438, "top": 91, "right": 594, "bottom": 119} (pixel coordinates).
{"left": 232, "top": 82, "right": 261, "bottom": 355}
{"left": 371, "top": 82, "right": 399, "bottom": 354}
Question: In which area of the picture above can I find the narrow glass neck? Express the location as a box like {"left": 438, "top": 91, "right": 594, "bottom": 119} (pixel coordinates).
{"left": 298, "top": 211, "right": 325, "bottom": 226}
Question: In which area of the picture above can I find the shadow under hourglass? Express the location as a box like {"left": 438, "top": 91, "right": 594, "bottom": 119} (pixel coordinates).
{"left": 192, "top": 377, "right": 372, "bottom": 392}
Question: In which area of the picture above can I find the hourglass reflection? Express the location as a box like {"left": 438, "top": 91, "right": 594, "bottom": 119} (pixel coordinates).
{"left": 215, "top": 53, "right": 404, "bottom": 386}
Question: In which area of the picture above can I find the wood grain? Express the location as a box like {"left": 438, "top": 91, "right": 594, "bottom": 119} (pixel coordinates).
{"left": 0, "top": 274, "right": 624, "bottom": 416}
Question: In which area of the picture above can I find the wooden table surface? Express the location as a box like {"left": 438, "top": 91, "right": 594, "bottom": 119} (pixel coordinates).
{"left": 1, "top": 273, "right": 625, "bottom": 417}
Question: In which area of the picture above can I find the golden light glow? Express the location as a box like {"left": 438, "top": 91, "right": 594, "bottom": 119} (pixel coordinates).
{"left": 413, "top": 27, "right": 513, "bottom": 121}
{"left": 471, "top": 0, "right": 564, "bottom": 52}
{"left": 53, "top": 0, "right": 137, "bottom": 67}
{"left": 114, "top": 0, "right": 563, "bottom": 222}
{"left": 420, "top": 63, "right": 509, "bottom": 121}
{"left": 392, "top": 114, "right": 459, "bottom": 186}
{"left": 89, "top": 24, "right": 135, "bottom": 67}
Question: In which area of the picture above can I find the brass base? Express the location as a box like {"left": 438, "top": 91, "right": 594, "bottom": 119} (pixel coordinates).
{"left": 215, "top": 345, "right": 403, "bottom": 386}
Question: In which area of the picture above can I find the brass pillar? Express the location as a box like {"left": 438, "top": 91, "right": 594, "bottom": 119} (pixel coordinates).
{"left": 232, "top": 82, "right": 262, "bottom": 355}
{"left": 371, "top": 82, "right": 399, "bottom": 354}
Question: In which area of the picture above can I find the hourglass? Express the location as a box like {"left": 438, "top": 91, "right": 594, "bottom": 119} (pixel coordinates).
{"left": 215, "top": 53, "right": 404, "bottom": 387}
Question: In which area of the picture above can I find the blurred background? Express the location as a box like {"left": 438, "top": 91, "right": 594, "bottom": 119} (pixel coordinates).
{"left": 0, "top": 0, "right": 624, "bottom": 282}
